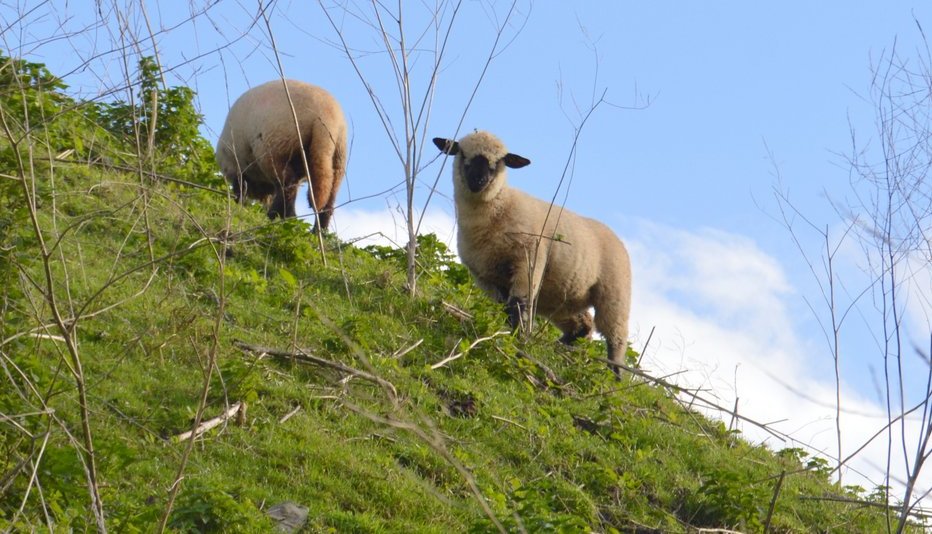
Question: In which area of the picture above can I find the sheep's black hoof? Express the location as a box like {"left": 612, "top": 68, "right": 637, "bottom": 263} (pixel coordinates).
{"left": 607, "top": 345, "right": 624, "bottom": 380}
{"left": 505, "top": 296, "right": 527, "bottom": 329}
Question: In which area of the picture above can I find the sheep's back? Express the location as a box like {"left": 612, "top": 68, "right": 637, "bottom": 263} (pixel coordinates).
{"left": 217, "top": 80, "right": 346, "bottom": 176}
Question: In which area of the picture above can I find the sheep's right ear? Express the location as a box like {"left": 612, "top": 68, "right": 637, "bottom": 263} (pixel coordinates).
{"left": 503, "top": 153, "right": 531, "bottom": 169}
{"left": 433, "top": 137, "right": 459, "bottom": 155}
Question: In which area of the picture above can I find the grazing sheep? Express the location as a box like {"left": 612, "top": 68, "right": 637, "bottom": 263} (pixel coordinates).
{"left": 216, "top": 79, "right": 347, "bottom": 230}
{"left": 433, "top": 131, "right": 632, "bottom": 376}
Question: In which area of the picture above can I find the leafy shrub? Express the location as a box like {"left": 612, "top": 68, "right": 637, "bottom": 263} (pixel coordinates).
{"left": 365, "top": 233, "right": 470, "bottom": 287}
{"left": 168, "top": 482, "right": 270, "bottom": 533}
{"left": 93, "top": 56, "right": 220, "bottom": 185}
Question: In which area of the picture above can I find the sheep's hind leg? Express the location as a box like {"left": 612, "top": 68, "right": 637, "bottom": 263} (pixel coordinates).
{"left": 595, "top": 300, "right": 630, "bottom": 380}
{"left": 605, "top": 339, "right": 629, "bottom": 379}
{"left": 307, "top": 138, "right": 336, "bottom": 232}
{"left": 269, "top": 183, "right": 299, "bottom": 219}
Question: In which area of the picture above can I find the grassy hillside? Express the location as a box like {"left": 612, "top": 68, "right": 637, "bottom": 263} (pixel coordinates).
{"left": 0, "top": 55, "right": 917, "bottom": 533}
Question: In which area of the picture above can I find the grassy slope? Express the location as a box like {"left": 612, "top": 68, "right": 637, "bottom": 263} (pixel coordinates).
{"left": 0, "top": 164, "right": 906, "bottom": 533}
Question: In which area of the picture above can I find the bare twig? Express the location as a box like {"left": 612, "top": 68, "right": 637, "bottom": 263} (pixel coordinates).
{"left": 172, "top": 402, "right": 244, "bottom": 442}
{"left": 491, "top": 414, "right": 527, "bottom": 431}
{"left": 516, "top": 350, "right": 565, "bottom": 386}
{"left": 279, "top": 405, "right": 302, "bottom": 424}
{"left": 235, "top": 341, "right": 398, "bottom": 399}
{"left": 390, "top": 338, "right": 424, "bottom": 359}
{"left": 441, "top": 301, "right": 473, "bottom": 322}
{"left": 763, "top": 470, "right": 785, "bottom": 533}
{"left": 431, "top": 331, "right": 510, "bottom": 369}
{"left": 0, "top": 63, "right": 107, "bottom": 534}
{"left": 258, "top": 1, "right": 327, "bottom": 262}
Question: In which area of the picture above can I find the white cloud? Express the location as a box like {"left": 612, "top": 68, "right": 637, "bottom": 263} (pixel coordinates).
{"left": 626, "top": 220, "right": 930, "bottom": 501}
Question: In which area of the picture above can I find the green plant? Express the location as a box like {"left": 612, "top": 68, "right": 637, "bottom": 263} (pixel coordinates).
{"left": 93, "top": 56, "right": 220, "bottom": 185}
{"left": 168, "top": 482, "right": 270, "bottom": 532}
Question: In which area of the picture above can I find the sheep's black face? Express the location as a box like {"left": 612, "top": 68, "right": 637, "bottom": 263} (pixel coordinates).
{"left": 462, "top": 155, "right": 498, "bottom": 193}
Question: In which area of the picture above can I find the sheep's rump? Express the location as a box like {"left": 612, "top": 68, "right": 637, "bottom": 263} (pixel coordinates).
{"left": 216, "top": 79, "right": 347, "bottom": 224}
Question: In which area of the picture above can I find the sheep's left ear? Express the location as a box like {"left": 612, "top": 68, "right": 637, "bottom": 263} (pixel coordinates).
{"left": 433, "top": 137, "right": 459, "bottom": 155}
{"left": 503, "top": 153, "right": 531, "bottom": 169}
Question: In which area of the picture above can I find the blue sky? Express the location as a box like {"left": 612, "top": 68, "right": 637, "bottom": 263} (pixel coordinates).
{"left": 6, "top": 0, "right": 932, "bottom": 499}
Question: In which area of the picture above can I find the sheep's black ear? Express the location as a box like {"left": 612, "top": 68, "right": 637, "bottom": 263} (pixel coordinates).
{"left": 433, "top": 137, "right": 459, "bottom": 155}
{"left": 503, "top": 153, "right": 531, "bottom": 169}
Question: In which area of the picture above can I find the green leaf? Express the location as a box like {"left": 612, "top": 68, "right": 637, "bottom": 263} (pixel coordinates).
{"left": 279, "top": 267, "right": 298, "bottom": 289}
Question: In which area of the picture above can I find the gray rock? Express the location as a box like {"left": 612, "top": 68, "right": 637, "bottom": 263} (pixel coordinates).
{"left": 267, "top": 501, "right": 309, "bottom": 533}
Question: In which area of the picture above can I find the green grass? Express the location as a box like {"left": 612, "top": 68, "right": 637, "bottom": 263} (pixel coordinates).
{"left": 0, "top": 160, "right": 919, "bottom": 532}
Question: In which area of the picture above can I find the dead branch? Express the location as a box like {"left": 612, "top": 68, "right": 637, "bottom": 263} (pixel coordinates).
{"left": 602, "top": 358, "right": 788, "bottom": 442}
{"left": 440, "top": 301, "right": 473, "bottom": 322}
{"left": 391, "top": 338, "right": 424, "bottom": 359}
{"left": 491, "top": 415, "right": 527, "bottom": 431}
{"left": 235, "top": 341, "right": 397, "bottom": 399}
{"left": 763, "top": 470, "right": 785, "bottom": 533}
{"left": 516, "top": 350, "right": 565, "bottom": 386}
{"left": 279, "top": 405, "right": 301, "bottom": 424}
{"left": 431, "top": 331, "right": 510, "bottom": 370}
{"left": 173, "top": 402, "right": 244, "bottom": 442}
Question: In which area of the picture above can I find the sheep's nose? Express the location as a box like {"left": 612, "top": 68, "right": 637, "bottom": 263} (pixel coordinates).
{"left": 464, "top": 156, "right": 493, "bottom": 192}
{"left": 465, "top": 166, "right": 492, "bottom": 192}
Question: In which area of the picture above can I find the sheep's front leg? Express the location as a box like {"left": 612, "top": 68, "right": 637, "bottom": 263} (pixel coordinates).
{"left": 505, "top": 247, "right": 547, "bottom": 334}
{"left": 505, "top": 295, "right": 528, "bottom": 330}
{"left": 228, "top": 173, "right": 247, "bottom": 205}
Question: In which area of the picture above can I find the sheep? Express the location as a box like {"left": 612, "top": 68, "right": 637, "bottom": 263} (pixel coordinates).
{"left": 216, "top": 79, "right": 347, "bottom": 230}
{"left": 433, "top": 131, "right": 632, "bottom": 376}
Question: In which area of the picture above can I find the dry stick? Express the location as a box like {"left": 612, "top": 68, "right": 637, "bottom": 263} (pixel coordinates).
{"left": 172, "top": 402, "right": 243, "bottom": 442}
{"left": 415, "top": 0, "right": 519, "bottom": 237}
{"left": 279, "top": 405, "right": 302, "bottom": 424}
{"left": 0, "top": 84, "right": 107, "bottom": 534}
{"left": 528, "top": 91, "right": 607, "bottom": 335}
{"left": 319, "top": 0, "right": 468, "bottom": 296}
{"left": 728, "top": 397, "right": 739, "bottom": 432}
{"left": 602, "top": 358, "right": 788, "bottom": 442}
{"left": 13, "top": 429, "right": 52, "bottom": 528}
{"left": 0, "top": 437, "right": 37, "bottom": 496}
{"left": 635, "top": 325, "right": 656, "bottom": 367}
{"left": 491, "top": 415, "right": 527, "bottom": 431}
{"left": 235, "top": 341, "right": 398, "bottom": 399}
{"left": 774, "top": 190, "right": 876, "bottom": 488}
{"left": 45, "top": 158, "right": 228, "bottom": 194}
{"left": 430, "top": 331, "right": 511, "bottom": 369}
{"left": 156, "top": 183, "right": 232, "bottom": 534}
{"left": 441, "top": 301, "right": 473, "bottom": 322}
{"left": 391, "top": 338, "right": 423, "bottom": 359}
{"left": 139, "top": 0, "right": 163, "bottom": 164}
{"left": 114, "top": 6, "right": 157, "bottom": 265}
{"left": 386, "top": 3, "right": 418, "bottom": 296}
{"left": 515, "top": 350, "right": 564, "bottom": 386}
{"left": 763, "top": 470, "right": 785, "bottom": 533}
{"left": 258, "top": 2, "right": 327, "bottom": 265}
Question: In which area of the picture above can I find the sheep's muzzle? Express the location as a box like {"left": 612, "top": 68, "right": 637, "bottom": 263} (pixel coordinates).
{"left": 464, "top": 155, "right": 493, "bottom": 193}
